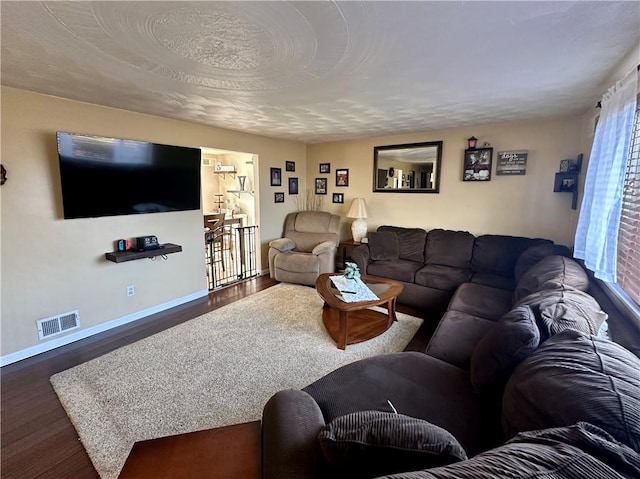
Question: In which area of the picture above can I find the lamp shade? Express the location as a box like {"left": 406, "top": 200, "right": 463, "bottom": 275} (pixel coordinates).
{"left": 346, "top": 198, "right": 368, "bottom": 219}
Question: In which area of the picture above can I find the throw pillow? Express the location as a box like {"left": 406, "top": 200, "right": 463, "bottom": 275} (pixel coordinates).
{"left": 368, "top": 231, "right": 400, "bottom": 261}
{"left": 514, "top": 243, "right": 572, "bottom": 283}
{"left": 513, "top": 255, "right": 589, "bottom": 303}
{"left": 318, "top": 410, "right": 467, "bottom": 478}
{"left": 470, "top": 306, "right": 540, "bottom": 393}
{"left": 515, "top": 287, "right": 607, "bottom": 341}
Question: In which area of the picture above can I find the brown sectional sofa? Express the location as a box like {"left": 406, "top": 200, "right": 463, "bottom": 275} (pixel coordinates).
{"left": 262, "top": 226, "right": 640, "bottom": 479}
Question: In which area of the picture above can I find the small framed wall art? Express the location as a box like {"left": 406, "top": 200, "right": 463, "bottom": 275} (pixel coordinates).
{"left": 285, "top": 161, "right": 295, "bottom": 172}
{"left": 270, "top": 167, "right": 282, "bottom": 186}
{"left": 463, "top": 147, "right": 493, "bottom": 181}
{"left": 288, "top": 177, "right": 299, "bottom": 195}
{"left": 332, "top": 193, "right": 344, "bottom": 204}
{"left": 336, "top": 168, "right": 349, "bottom": 187}
{"left": 315, "top": 177, "right": 327, "bottom": 195}
{"left": 274, "top": 192, "right": 285, "bottom": 203}
{"left": 319, "top": 163, "right": 330, "bottom": 174}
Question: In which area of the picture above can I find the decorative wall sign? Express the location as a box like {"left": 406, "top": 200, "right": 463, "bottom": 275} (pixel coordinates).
{"left": 496, "top": 150, "right": 528, "bottom": 176}
{"left": 463, "top": 147, "right": 493, "bottom": 181}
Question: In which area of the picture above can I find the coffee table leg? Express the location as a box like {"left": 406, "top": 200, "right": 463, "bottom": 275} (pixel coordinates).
{"left": 338, "top": 310, "right": 348, "bottom": 350}
{"left": 388, "top": 298, "right": 398, "bottom": 324}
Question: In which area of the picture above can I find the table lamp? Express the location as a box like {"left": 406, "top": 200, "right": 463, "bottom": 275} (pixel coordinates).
{"left": 347, "top": 198, "right": 369, "bottom": 242}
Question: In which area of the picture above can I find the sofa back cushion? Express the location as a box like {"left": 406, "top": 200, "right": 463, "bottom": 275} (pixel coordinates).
{"left": 378, "top": 226, "right": 427, "bottom": 263}
{"left": 471, "top": 235, "right": 553, "bottom": 277}
{"left": 513, "top": 255, "right": 589, "bottom": 303}
{"left": 514, "top": 243, "right": 573, "bottom": 283}
{"left": 425, "top": 229, "right": 475, "bottom": 268}
{"left": 470, "top": 306, "right": 540, "bottom": 393}
{"left": 368, "top": 231, "right": 400, "bottom": 261}
{"left": 376, "top": 422, "right": 640, "bottom": 479}
{"left": 515, "top": 287, "right": 607, "bottom": 341}
{"left": 501, "top": 330, "right": 640, "bottom": 453}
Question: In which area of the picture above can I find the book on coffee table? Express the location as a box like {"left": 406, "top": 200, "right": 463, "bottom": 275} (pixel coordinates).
{"left": 330, "top": 276, "right": 379, "bottom": 303}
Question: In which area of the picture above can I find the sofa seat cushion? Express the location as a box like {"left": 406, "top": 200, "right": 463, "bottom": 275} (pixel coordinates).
{"left": 513, "top": 255, "right": 589, "bottom": 303}
{"left": 471, "top": 235, "right": 552, "bottom": 278}
{"left": 502, "top": 331, "right": 640, "bottom": 452}
{"left": 274, "top": 251, "right": 320, "bottom": 273}
{"left": 425, "top": 311, "right": 497, "bottom": 369}
{"left": 368, "top": 260, "right": 423, "bottom": 283}
{"left": 378, "top": 422, "right": 640, "bottom": 479}
{"left": 469, "top": 272, "right": 515, "bottom": 291}
{"left": 318, "top": 410, "right": 467, "bottom": 478}
{"left": 514, "top": 243, "right": 573, "bottom": 283}
{"left": 470, "top": 306, "right": 540, "bottom": 394}
{"left": 447, "top": 283, "right": 513, "bottom": 321}
{"left": 368, "top": 231, "right": 400, "bottom": 261}
{"left": 515, "top": 287, "right": 607, "bottom": 341}
{"left": 424, "top": 229, "right": 474, "bottom": 268}
{"left": 378, "top": 226, "right": 427, "bottom": 263}
{"left": 303, "top": 352, "right": 501, "bottom": 456}
{"left": 415, "top": 265, "right": 472, "bottom": 291}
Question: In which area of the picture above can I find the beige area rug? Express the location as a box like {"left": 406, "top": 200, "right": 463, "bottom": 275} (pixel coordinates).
{"left": 50, "top": 283, "right": 422, "bottom": 479}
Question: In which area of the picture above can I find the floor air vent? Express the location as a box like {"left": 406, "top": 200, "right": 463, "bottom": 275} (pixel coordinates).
{"left": 37, "top": 310, "right": 80, "bottom": 340}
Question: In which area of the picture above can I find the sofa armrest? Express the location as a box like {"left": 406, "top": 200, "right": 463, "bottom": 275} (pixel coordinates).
{"left": 269, "top": 237, "right": 296, "bottom": 252}
{"left": 312, "top": 240, "right": 336, "bottom": 256}
{"left": 351, "top": 244, "right": 371, "bottom": 274}
{"left": 262, "top": 389, "right": 327, "bottom": 479}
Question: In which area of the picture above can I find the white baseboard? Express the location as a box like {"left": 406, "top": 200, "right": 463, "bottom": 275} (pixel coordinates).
{"left": 0, "top": 289, "right": 209, "bottom": 367}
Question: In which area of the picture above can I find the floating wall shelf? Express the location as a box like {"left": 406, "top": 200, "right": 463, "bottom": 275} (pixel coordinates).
{"left": 227, "top": 190, "right": 255, "bottom": 198}
{"left": 105, "top": 243, "right": 182, "bottom": 263}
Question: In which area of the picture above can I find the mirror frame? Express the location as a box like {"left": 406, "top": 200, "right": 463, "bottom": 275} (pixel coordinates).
{"left": 373, "top": 141, "right": 443, "bottom": 193}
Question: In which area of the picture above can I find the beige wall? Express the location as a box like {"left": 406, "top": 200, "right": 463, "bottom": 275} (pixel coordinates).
{"left": 0, "top": 87, "right": 306, "bottom": 358}
{"left": 308, "top": 117, "right": 585, "bottom": 244}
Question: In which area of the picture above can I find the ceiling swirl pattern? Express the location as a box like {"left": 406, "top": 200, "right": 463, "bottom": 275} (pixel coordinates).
{"left": 1, "top": 1, "right": 639, "bottom": 142}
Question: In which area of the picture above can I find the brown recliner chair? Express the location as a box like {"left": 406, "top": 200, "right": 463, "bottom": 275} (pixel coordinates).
{"left": 269, "top": 211, "right": 340, "bottom": 286}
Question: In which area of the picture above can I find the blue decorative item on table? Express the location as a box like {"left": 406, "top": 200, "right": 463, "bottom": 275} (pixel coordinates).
{"left": 344, "top": 262, "right": 360, "bottom": 280}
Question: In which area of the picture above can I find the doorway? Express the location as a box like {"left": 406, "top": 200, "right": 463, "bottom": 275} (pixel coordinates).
{"left": 201, "top": 148, "right": 260, "bottom": 290}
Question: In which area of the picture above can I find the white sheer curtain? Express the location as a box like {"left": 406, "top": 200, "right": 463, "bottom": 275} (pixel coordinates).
{"left": 574, "top": 69, "right": 638, "bottom": 282}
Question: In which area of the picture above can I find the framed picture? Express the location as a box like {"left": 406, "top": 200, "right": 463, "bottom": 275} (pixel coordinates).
{"left": 336, "top": 168, "right": 349, "bottom": 187}
{"left": 463, "top": 147, "right": 493, "bottom": 181}
{"left": 288, "top": 177, "right": 299, "bottom": 195}
{"left": 315, "top": 177, "right": 327, "bottom": 195}
{"left": 332, "top": 193, "right": 344, "bottom": 204}
{"left": 319, "top": 163, "right": 330, "bottom": 174}
{"left": 270, "top": 167, "right": 282, "bottom": 186}
{"left": 274, "top": 192, "right": 285, "bottom": 203}
{"left": 285, "top": 161, "right": 295, "bottom": 172}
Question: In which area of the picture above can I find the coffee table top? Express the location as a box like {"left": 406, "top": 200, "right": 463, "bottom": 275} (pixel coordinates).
{"left": 316, "top": 273, "right": 403, "bottom": 311}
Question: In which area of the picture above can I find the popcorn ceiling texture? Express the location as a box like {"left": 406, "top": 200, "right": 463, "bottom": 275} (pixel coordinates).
{"left": 50, "top": 283, "right": 422, "bottom": 479}
{"left": 1, "top": 1, "right": 638, "bottom": 143}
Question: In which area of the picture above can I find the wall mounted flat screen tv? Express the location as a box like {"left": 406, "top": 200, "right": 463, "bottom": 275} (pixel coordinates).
{"left": 57, "top": 132, "right": 201, "bottom": 219}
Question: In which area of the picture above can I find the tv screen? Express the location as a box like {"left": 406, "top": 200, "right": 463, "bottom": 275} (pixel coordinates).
{"left": 57, "top": 132, "right": 201, "bottom": 219}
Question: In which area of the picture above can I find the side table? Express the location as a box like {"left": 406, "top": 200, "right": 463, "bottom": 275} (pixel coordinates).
{"left": 340, "top": 239, "right": 361, "bottom": 269}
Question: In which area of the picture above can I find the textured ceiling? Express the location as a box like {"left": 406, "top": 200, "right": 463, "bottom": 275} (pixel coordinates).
{"left": 2, "top": 1, "right": 639, "bottom": 143}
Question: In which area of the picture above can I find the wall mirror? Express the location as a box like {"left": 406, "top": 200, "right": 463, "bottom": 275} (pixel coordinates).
{"left": 373, "top": 141, "right": 443, "bottom": 193}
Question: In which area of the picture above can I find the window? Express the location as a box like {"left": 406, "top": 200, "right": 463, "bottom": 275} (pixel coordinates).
{"left": 616, "top": 94, "right": 640, "bottom": 305}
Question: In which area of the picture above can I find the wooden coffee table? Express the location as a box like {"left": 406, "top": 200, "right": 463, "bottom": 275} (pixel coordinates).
{"left": 315, "top": 273, "right": 404, "bottom": 349}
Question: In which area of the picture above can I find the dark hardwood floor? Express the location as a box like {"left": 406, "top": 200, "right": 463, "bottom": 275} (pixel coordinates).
{"left": 0, "top": 276, "right": 436, "bottom": 479}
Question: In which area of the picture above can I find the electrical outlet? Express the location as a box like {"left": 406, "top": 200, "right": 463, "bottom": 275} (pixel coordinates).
{"left": 126, "top": 285, "right": 135, "bottom": 297}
